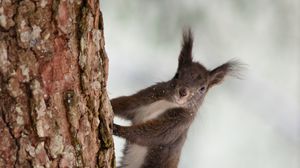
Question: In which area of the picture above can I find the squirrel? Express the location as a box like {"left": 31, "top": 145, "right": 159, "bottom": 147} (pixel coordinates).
{"left": 111, "top": 29, "right": 240, "bottom": 168}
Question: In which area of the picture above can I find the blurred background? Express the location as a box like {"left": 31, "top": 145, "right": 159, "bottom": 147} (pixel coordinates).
{"left": 101, "top": 0, "right": 300, "bottom": 168}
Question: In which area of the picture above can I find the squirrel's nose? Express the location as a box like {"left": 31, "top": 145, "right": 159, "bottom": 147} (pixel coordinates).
{"left": 179, "top": 88, "right": 188, "bottom": 97}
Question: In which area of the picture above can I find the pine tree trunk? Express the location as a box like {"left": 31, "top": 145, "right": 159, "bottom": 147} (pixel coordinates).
{"left": 0, "top": 0, "right": 115, "bottom": 167}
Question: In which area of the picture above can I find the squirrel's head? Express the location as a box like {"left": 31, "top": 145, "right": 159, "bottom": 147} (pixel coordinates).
{"left": 171, "top": 29, "right": 241, "bottom": 107}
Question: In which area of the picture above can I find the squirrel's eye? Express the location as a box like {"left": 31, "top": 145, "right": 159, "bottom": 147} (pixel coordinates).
{"left": 197, "top": 74, "right": 202, "bottom": 80}
{"left": 174, "top": 72, "right": 179, "bottom": 79}
{"left": 200, "top": 86, "right": 206, "bottom": 92}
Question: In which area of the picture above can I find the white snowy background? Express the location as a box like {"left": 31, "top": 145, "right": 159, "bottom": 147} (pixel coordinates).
{"left": 101, "top": 0, "right": 300, "bottom": 168}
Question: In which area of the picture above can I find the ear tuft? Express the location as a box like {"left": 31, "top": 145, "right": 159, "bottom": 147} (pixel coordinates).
{"left": 178, "top": 28, "right": 193, "bottom": 69}
{"left": 209, "top": 59, "right": 245, "bottom": 87}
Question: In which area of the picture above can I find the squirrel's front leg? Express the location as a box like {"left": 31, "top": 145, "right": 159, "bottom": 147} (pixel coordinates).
{"left": 111, "top": 88, "right": 158, "bottom": 120}
{"left": 113, "top": 108, "right": 193, "bottom": 146}
{"left": 111, "top": 96, "right": 138, "bottom": 120}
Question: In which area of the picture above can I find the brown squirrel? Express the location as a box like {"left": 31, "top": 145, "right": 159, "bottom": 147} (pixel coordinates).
{"left": 111, "top": 30, "right": 240, "bottom": 168}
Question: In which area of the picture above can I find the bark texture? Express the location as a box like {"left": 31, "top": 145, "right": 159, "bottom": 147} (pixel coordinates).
{"left": 0, "top": 0, "right": 115, "bottom": 167}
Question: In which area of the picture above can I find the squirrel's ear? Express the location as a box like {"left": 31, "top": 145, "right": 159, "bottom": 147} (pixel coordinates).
{"left": 209, "top": 60, "right": 242, "bottom": 87}
{"left": 178, "top": 29, "right": 193, "bottom": 69}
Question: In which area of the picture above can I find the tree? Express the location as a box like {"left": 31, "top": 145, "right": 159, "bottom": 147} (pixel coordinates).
{"left": 0, "top": 0, "right": 115, "bottom": 167}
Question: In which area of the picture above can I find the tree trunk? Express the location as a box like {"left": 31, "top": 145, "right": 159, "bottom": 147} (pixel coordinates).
{"left": 0, "top": 0, "right": 115, "bottom": 167}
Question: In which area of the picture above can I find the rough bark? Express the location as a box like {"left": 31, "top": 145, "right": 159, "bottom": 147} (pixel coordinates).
{"left": 0, "top": 0, "right": 115, "bottom": 167}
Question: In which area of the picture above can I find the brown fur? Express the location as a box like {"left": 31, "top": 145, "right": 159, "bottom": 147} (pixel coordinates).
{"left": 111, "top": 29, "right": 241, "bottom": 168}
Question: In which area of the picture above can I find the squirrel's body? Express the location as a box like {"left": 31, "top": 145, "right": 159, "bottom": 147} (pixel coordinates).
{"left": 121, "top": 100, "right": 185, "bottom": 168}
{"left": 112, "top": 90, "right": 193, "bottom": 168}
{"left": 112, "top": 30, "right": 240, "bottom": 168}
{"left": 112, "top": 82, "right": 194, "bottom": 168}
